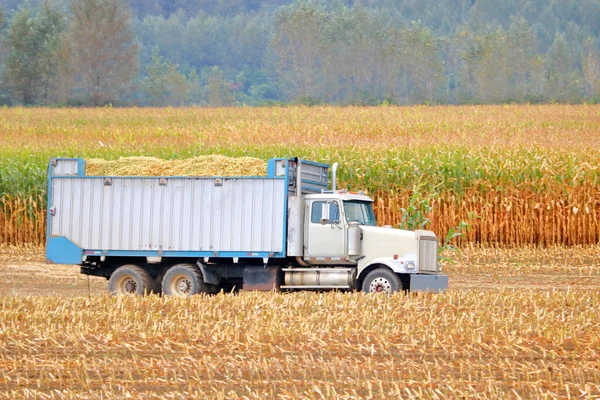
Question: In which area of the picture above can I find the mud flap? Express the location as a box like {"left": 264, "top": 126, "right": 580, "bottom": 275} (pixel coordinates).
{"left": 409, "top": 274, "right": 448, "bottom": 293}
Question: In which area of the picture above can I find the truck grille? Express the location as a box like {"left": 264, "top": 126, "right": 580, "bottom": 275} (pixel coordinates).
{"left": 418, "top": 237, "right": 439, "bottom": 273}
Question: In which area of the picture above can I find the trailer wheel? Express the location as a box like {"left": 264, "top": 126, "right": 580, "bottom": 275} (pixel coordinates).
{"left": 361, "top": 268, "right": 403, "bottom": 293}
{"left": 109, "top": 265, "right": 155, "bottom": 295}
{"left": 162, "top": 264, "right": 209, "bottom": 296}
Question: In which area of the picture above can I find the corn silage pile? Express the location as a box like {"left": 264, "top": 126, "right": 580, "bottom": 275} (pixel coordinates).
{"left": 85, "top": 155, "right": 266, "bottom": 177}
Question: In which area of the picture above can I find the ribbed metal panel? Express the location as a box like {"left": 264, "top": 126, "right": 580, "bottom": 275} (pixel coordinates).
{"left": 300, "top": 162, "right": 328, "bottom": 193}
{"left": 50, "top": 177, "right": 286, "bottom": 252}
{"left": 53, "top": 159, "right": 79, "bottom": 176}
{"left": 287, "top": 160, "right": 329, "bottom": 194}
{"left": 418, "top": 238, "right": 439, "bottom": 273}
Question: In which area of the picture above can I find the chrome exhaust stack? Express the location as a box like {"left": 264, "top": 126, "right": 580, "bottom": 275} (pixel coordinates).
{"left": 331, "top": 162, "right": 339, "bottom": 191}
{"left": 295, "top": 157, "right": 302, "bottom": 196}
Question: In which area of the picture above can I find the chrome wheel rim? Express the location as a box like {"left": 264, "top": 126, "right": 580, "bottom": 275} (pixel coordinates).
{"left": 117, "top": 276, "right": 138, "bottom": 294}
{"left": 369, "top": 277, "right": 391, "bottom": 293}
{"left": 170, "top": 275, "right": 192, "bottom": 296}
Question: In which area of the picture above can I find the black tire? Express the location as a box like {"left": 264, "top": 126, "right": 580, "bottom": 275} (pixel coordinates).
{"left": 109, "top": 264, "right": 155, "bottom": 295}
{"left": 361, "top": 268, "right": 403, "bottom": 293}
{"left": 162, "top": 264, "right": 209, "bottom": 296}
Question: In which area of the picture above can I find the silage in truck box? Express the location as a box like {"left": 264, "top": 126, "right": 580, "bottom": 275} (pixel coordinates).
{"left": 85, "top": 155, "right": 266, "bottom": 177}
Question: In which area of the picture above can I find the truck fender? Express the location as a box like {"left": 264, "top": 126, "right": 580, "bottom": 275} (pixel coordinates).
{"left": 197, "top": 260, "right": 220, "bottom": 285}
{"left": 358, "top": 257, "right": 415, "bottom": 280}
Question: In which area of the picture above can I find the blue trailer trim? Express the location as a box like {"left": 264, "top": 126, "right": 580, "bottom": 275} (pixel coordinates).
{"left": 84, "top": 250, "right": 284, "bottom": 259}
{"left": 47, "top": 236, "right": 83, "bottom": 264}
{"left": 267, "top": 159, "right": 277, "bottom": 177}
{"left": 45, "top": 158, "right": 86, "bottom": 249}
{"left": 301, "top": 178, "right": 327, "bottom": 186}
{"left": 45, "top": 162, "right": 54, "bottom": 248}
{"left": 281, "top": 161, "right": 290, "bottom": 255}
{"left": 298, "top": 159, "right": 329, "bottom": 168}
{"left": 77, "top": 159, "right": 86, "bottom": 176}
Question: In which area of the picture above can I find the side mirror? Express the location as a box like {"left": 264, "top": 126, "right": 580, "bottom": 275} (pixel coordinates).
{"left": 320, "top": 203, "right": 330, "bottom": 225}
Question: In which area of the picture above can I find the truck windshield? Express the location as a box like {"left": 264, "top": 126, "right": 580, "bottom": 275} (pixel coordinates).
{"left": 343, "top": 201, "right": 376, "bottom": 226}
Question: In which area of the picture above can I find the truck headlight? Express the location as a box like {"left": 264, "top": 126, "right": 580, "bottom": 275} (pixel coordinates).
{"left": 406, "top": 261, "right": 415, "bottom": 270}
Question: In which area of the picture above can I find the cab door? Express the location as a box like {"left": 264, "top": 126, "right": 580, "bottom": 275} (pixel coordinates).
{"left": 305, "top": 200, "right": 345, "bottom": 258}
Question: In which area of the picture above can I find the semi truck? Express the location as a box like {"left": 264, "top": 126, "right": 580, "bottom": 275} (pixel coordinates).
{"left": 46, "top": 157, "right": 448, "bottom": 295}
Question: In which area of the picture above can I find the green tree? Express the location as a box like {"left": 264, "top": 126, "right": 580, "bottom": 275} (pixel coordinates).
{"left": 401, "top": 23, "right": 444, "bottom": 104}
{"left": 582, "top": 38, "right": 600, "bottom": 100}
{"left": 0, "top": 7, "right": 5, "bottom": 66}
{"left": 3, "top": 5, "right": 38, "bottom": 102}
{"left": 67, "top": 0, "right": 138, "bottom": 105}
{"left": 2, "top": 3, "right": 64, "bottom": 105}
{"left": 205, "top": 66, "right": 234, "bottom": 106}
{"left": 272, "top": 1, "right": 328, "bottom": 102}
{"left": 545, "top": 32, "right": 582, "bottom": 102}
{"left": 142, "top": 47, "right": 190, "bottom": 106}
{"left": 324, "top": 5, "right": 399, "bottom": 104}
{"left": 507, "top": 17, "right": 542, "bottom": 100}
{"left": 187, "top": 68, "right": 203, "bottom": 104}
{"left": 0, "top": 7, "right": 6, "bottom": 104}
{"left": 456, "top": 28, "right": 512, "bottom": 103}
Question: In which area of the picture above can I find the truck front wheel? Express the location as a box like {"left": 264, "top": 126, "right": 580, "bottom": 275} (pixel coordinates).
{"left": 361, "top": 268, "right": 403, "bottom": 293}
{"left": 162, "top": 264, "right": 209, "bottom": 296}
{"left": 109, "top": 265, "right": 155, "bottom": 295}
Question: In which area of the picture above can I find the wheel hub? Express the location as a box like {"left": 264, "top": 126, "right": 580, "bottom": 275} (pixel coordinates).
{"left": 118, "top": 277, "right": 137, "bottom": 294}
{"left": 174, "top": 277, "right": 192, "bottom": 295}
{"left": 370, "top": 277, "right": 391, "bottom": 293}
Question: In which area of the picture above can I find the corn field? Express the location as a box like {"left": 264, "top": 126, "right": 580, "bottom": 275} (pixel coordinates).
{"left": 1, "top": 105, "right": 600, "bottom": 246}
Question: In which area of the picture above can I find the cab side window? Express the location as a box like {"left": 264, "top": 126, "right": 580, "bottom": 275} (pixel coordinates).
{"left": 311, "top": 201, "right": 340, "bottom": 223}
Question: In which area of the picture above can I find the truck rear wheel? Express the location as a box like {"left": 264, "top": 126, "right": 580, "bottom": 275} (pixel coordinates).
{"left": 109, "top": 265, "right": 155, "bottom": 295}
{"left": 361, "top": 268, "right": 403, "bottom": 293}
{"left": 162, "top": 264, "right": 209, "bottom": 296}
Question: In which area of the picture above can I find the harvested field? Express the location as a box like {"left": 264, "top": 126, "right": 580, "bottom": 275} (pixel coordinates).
{"left": 1, "top": 246, "right": 599, "bottom": 398}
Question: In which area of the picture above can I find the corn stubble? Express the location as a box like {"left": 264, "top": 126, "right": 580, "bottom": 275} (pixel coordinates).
{"left": 0, "top": 291, "right": 598, "bottom": 399}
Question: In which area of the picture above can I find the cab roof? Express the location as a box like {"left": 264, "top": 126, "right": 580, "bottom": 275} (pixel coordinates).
{"left": 305, "top": 191, "right": 373, "bottom": 202}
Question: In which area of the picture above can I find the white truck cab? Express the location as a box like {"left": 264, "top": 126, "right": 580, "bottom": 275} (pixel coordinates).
{"left": 285, "top": 163, "right": 447, "bottom": 293}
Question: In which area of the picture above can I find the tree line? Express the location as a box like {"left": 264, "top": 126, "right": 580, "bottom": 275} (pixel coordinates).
{"left": 0, "top": 0, "right": 598, "bottom": 106}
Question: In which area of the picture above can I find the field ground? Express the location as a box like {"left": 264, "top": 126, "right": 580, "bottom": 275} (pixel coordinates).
{"left": 2, "top": 246, "right": 600, "bottom": 296}
{"left": 0, "top": 246, "right": 599, "bottom": 398}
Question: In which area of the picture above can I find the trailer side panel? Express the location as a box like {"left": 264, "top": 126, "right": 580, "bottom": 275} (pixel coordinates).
{"left": 49, "top": 176, "right": 286, "bottom": 255}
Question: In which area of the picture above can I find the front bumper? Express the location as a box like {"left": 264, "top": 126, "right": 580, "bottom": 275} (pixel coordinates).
{"left": 409, "top": 274, "right": 448, "bottom": 292}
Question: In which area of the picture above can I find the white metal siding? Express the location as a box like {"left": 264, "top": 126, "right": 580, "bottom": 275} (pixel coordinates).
{"left": 50, "top": 177, "right": 286, "bottom": 252}
{"left": 53, "top": 159, "right": 79, "bottom": 176}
